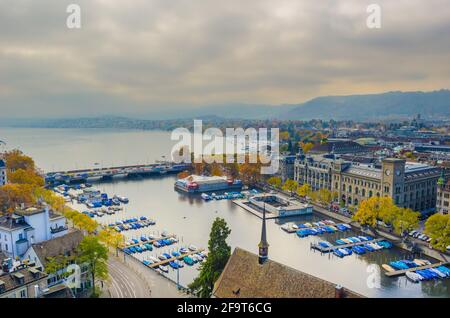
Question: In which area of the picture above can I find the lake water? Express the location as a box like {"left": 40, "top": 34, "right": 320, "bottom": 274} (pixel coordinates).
{"left": 1, "top": 127, "right": 449, "bottom": 298}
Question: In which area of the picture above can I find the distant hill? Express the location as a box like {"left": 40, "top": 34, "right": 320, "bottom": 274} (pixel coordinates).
{"left": 1, "top": 90, "right": 448, "bottom": 127}
{"left": 278, "top": 90, "right": 450, "bottom": 121}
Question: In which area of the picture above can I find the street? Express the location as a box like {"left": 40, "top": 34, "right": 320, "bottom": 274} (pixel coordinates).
{"left": 106, "top": 256, "right": 151, "bottom": 298}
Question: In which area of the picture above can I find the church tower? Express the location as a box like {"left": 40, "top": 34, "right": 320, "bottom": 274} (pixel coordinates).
{"left": 258, "top": 204, "right": 269, "bottom": 265}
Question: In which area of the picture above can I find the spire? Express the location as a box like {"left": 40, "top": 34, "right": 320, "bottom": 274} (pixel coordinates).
{"left": 258, "top": 202, "right": 269, "bottom": 265}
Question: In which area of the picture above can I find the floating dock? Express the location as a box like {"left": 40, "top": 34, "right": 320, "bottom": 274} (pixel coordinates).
{"left": 121, "top": 234, "right": 176, "bottom": 248}
{"left": 384, "top": 262, "right": 449, "bottom": 277}
{"left": 284, "top": 223, "right": 343, "bottom": 234}
{"left": 146, "top": 249, "right": 205, "bottom": 269}
{"left": 311, "top": 238, "right": 385, "bottom": 253}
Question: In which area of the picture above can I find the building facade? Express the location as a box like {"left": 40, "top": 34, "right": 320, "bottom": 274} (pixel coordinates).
{"left": 0, "top": 267, "right": 48, "bottom": 298}
{"left": 294, "top": 155, "right": 441, "bottom": 213}
{"left": 279, "top": 155, "right": 296, "bottom": 182}
{"left": 437, "top": 173, "right": 449, "bottom": 215}
{"left": 0, "top": 205, "right": 68, "bottom": 259}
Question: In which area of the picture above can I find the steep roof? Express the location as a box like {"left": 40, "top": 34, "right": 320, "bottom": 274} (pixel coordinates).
{"left": 41, "top": 284, "right": 75, "bottom": 298}
{"left": 310, "top": 141, "right": 367, "bottom": 155}
{"left": 0, "top": 214, "right": 31, "bottom": 231}
{"left": 213, "top": 248, "right": 362, "bottom": 298}
{"left": 0, "top": 267, "right": 47, "bottom": 295}
{"left": 31, "top": 230, "right": 84, "bottom": 266}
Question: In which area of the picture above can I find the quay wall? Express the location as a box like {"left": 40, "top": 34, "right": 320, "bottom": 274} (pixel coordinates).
{"left": 114, "top": 249, "right": 192, "bottom": 298}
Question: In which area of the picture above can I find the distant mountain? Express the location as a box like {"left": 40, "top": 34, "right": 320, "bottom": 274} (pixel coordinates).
{"left": 278, "top": 90, "right": 450, "bottom": 121}
{"left": 1, "top": 90, "right": 448, "bottom": 127}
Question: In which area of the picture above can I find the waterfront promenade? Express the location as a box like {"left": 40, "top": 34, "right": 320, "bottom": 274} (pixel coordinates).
{"left": 260, "top": 184, "right": 450, "bottom": 263}
{"left": 108, "top": 250, "right": 189, "bottom": 298}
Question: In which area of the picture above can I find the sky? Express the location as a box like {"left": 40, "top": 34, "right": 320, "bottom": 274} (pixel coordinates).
{"left": 0, "top": 0, "right": 449, "bottom": 118}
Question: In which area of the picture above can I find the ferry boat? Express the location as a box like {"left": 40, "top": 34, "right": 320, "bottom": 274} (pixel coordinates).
{"left": 175, "top": 175, "right": 242, "bottom": 193}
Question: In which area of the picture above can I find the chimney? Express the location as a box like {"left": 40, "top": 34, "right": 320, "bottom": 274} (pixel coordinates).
{"left": 335, "top": 285, "right": 345, "bottom": 298}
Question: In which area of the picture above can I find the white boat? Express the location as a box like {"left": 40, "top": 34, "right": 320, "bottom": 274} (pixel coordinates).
{"left": 414, "top": 259, "right": 430, "bottom": 266}
{"left": 158, "top": 255, "right": 167, "bottom": 261}
{"left": 189, "top": 244, "right": 198, "bottom": 251}
{"left": 406, "top": 271, "right": 422, "bottom": 283}
{"left": 338, "top": 248, "right": 349, "bottom": 256}
{"left": 201, "top": 193, "right": 211, "bottom": 200}
{"left": 175, "top": 260, "right": 184, "bottom": 268}
{"left": 159, "top": 265, "right": 169, "bottom": 273}
{"left": 149, "top": 256, "right": 159, "bottom": 263}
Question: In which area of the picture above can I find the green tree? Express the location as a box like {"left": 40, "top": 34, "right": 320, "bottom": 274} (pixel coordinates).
{"left": 317, "top": 188, "right": 333, "bottom": 204}
{"left": 352, "top": 197, "right": 386, "bottom": 227}
{"left": 98, "top": 228, "right": 124, "bottom": 256}
{"left": 78, "top": 235, "right": 109, "bottom": 297}
{"left": 296, "top": 184, "right": 311, "bottom": 197}
{"left": 189, "top": 218, "right": 231, "bottom": 298}
{"left": 391, "top": 207, "right": 419, "bottom": 235}
{"left": 282, "top": 179, "right": 298, "bottom": 196}
{"left": 424, "top": 214, "right": 450, "bottom": 252}
{"left": 267, "top": 176, "right": 282, "bottom": 189}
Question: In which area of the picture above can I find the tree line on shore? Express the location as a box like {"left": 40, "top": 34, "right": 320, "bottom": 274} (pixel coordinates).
{"left": 0, "top": 150, "right": 124, "bottom": 297}
{"left": 267, "top": 176, "right": 450, "bottom": 252}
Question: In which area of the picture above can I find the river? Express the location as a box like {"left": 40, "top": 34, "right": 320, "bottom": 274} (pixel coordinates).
{"left": 0, "top": 127, "right": 449, "bottom": 298}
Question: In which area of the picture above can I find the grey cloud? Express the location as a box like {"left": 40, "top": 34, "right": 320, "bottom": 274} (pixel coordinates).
{"left": 0, "top": 0, "right": 449, "bottom": 117}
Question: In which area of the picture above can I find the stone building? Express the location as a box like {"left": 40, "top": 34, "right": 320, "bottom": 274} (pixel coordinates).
{"left": 437, "top": 172, "right": 449, "bottom": 215}
{"left": 294, "top": 155, "right": 441, "bottom": 213}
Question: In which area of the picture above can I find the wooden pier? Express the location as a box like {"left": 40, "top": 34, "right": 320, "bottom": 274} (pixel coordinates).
{"left": 384, "top": 262, "right": 449, "bottom": 277}
{"left": 146, "top": 249, "right": 205, "bottom": 268}
{"left": 311, "top": 238, "right": 385, "bottom": 253}
{"left": 121, "top": 234, "right": 176, "bottom": 248}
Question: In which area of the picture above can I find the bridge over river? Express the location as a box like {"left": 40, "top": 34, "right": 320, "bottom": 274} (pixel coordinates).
{"left": 44, "top": 162, "right": 191, "bottom": 185}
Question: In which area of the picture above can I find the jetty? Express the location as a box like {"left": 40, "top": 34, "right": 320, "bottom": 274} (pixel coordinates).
{"left": 284, "top": 224, "right": 342, "bottom": 234}
{"left": 311, "top": 238, "right": 385, "bottom": 253}
{"left": 45, "top": 162, "right": 191, "bottom": 185}
{"left": 384, "top": 262, "right": 449, "bottom": 277}
{"left": 122, "top": 235, "right": 176, "bottom": 248}
{"left": 147, "top": 249, "right": 205, "bottom": 269}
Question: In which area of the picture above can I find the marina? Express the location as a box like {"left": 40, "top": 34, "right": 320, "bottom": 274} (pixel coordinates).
{"left": 3, "top": 127, "right": 450, "bottom": 298}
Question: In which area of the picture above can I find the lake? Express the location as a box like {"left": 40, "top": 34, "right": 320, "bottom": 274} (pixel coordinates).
{"left": 0, "top": 127, "right": 449, "bottom": 298}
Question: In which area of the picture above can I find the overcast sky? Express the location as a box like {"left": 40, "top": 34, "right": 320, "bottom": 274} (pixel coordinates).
{"left": 0, "top": 0, "right": 449, "bottom": 118}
